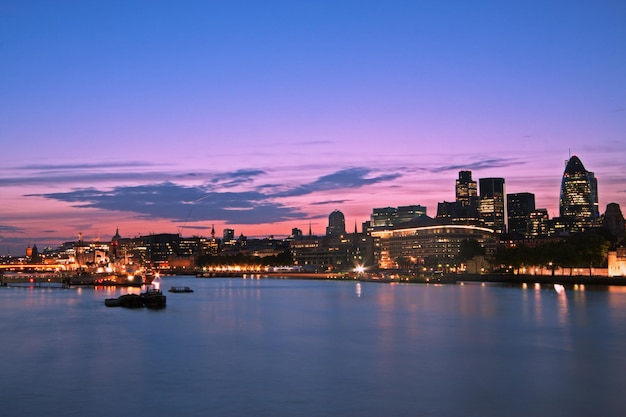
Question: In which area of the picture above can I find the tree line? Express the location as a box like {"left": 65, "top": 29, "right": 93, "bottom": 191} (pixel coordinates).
{"left": 493, "top": 230, "right": 612, "bottom": 275}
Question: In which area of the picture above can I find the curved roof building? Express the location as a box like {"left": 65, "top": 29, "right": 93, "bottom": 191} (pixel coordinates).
{"left": 559, "top": 155, "right": 598, "bottom": 226}
{"left": 326, "top": 210, "right": 346, "bottom": 237}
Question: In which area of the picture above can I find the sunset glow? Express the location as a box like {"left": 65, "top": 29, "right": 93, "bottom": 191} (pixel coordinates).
{"left": 1, "top": 1, "right": 624, "bottom": 253}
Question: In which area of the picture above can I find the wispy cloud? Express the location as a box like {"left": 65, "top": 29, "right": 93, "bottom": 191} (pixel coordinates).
{"left": 208, "top": 169, "right": 266, "bottom": 188}
{"left": 0, "top": 225, "right": 24, "bottom": 233}
{"left": 0, "top": 171, "right": 172, "bottom": 187}
{"left": 15, "top": 162, "right": 157, "bottom": 170}
{"left": 429, "top": 158, "right": 525, "bottom": 173}
{"left": 27, "top": 167, "right": 401, "bottom": 224}
{"left": 311, "top": 200, "right": 350, "bottom": 205}
{"left": 274, "top": 167, "right": 402, "bottom": 197}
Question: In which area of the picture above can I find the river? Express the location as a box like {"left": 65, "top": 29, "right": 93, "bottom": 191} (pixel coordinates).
{"left": 1, "top": 276, "right": 625, "bottom": 417}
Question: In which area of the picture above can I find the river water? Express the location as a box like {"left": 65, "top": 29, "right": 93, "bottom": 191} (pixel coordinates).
{"left": 1, "top": 276, "right": 625, "bottom": 417}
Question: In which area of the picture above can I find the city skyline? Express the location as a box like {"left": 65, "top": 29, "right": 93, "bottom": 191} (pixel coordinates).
{"left": 1, "top": 1, "right": 625, "bottom": 253}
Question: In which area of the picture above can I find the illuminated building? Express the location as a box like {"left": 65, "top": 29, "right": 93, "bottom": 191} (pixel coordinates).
{"left": 371, "top": 224, "right": 496, "bottom": 270}
{"left": 371, "top": 207, "right": 398, "bottom": 229}
{"left": 434, "top": 171, "right": 481, "bottom": 226}
{"left": 608, "top": 247, "right": 626, "bottom": 277}
{"left": 479, "top": 177, "right": 506, "bottom": 234}
{"left": 528, "top": 209, "right": 549, "bottom": 238}
{"left": 455, "top": 170, "right": 478, "bottom": 208}
{"left": 396, "top": 205, "right": 428, "bottom": 224}
{"left": 369, "top": 205, "right": 427, "bottom": 231}
{"left": 507, "top": 192, "right": 535, "bottom": 237}
{"left": 559, "top": 155, "right": 598, "bottom": 230}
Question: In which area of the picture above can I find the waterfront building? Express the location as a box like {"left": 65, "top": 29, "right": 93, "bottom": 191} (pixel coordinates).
{"left": 608, "top": 247, "right": 626, "bottom": 277}
{"left": 559, "top": 155, "right": 599, "bottom": 230}
{"left": 326, "top": 210, "right": 346, "bottom": 237}
{"left": 507, "top": 192, "right": 536, "bottom": 237}
{"left": 289, "top": 235, "right": 326, "bottom": 270}
{"left": 371, "top": 224, "right": 496, "bottom": 270}
{"left": 479, "top": 177, "right": 506, "bottom": 234}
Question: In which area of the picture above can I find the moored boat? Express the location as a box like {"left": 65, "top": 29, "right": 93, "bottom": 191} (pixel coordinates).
{"left": 118, "top": 293, "right": 144, "bottom": 308}
{"left": 104, "top": 298, "right": 122, "bottom": 307}
{"left": 141, "top": 288, "right": 167, "bottom": 309}
{"left": 168, "top": 286, "right": 194, "bottom": 293}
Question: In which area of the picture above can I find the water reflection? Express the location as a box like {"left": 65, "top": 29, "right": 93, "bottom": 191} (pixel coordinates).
{"left": 3, "top": 277, "right": 626, "bottom": 417}
{"left": 556, "top": 285, "right": 569, "bottom": 326}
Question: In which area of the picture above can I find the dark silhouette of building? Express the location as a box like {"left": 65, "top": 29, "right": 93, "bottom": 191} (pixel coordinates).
{"left": 223, "top": 228, "right": 235, "bottom": 244}
{"left": 559, "top": 155, "right": 598, "bottom": 230}
{"left": 326, "top": 210, "right": 346, "bottom": 237}
{"left": 435, "top": 201, "right": 482, "bottom": 226}
{"left": 603, "top": 203, "right": 625, "bottom": 239}
{"left": 507, "top": 192, "right": 536, "bottom": 237}
{"left": 479, "top": 177, "right": 506, "bottom": 234}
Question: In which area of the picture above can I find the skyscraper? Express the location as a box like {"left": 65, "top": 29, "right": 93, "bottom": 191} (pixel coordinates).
{"left": 528, "top": 209, "right": 549, "bottom": 238}
{"left": 456, "top": 170, "right": 478, "bottom": 208}
{"left": 479, "top": 177, "right": 506, "bottom": 233}
{"left": 326, "top": 210, "right": 346, "bottom": 237}
{"left": 559, "top": 155, "right": 598, "bottom": 228}
{"left": 507, "top": 192, "right": 536, "bottom": 237}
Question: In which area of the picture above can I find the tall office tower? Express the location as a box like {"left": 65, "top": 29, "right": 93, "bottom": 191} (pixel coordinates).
{"left": 528, "top": 209, "right": 549, "bottom": 238}
{"left": 559, "top": 155, "right": 598, "bottom": 228}
{"left": 456, "top": 171, "right": 478, "bottom": 208}
{"left": 479, "top": 177, "right": 506, "bottom": 233}
{"left": 507, "top": 192, "right": 536, "bottom": 237}
{"left": 326, "top": 210, "right": 346, "bottom": 237}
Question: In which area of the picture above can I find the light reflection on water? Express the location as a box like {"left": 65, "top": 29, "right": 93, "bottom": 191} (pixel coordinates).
{"left": 1, "top": 277, "right": 626, "bottom": 417}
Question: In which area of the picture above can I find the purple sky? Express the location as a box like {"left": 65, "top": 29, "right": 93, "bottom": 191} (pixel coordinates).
{"left": 1, "top": 1, "right": 625, "bottom": 254}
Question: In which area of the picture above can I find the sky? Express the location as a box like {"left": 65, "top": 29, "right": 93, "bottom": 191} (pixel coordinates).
{"left": 1, "top": 0, "right": 625, "bottom": 254}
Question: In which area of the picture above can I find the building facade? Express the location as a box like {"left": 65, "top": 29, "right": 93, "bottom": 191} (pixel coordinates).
{"left": 456, "top": 170, "right": 478, "bottom": 208}
{"left": 507, "top": 192, "right": 536, "bottom": 237}
{"left": 479, "top": 177, "right": 506, "bottom": 234}
{"left": 559, "top": 155, "right": 599, "bottom": 230}
{"left": 371, "top": 224, "right": 497, "bottom": 270}
{"left": 326, "top": 210, "right": 346, "bottom": 237}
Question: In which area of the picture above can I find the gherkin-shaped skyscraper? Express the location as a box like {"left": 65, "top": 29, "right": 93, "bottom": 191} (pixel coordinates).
{"left": 559, "top": 155, "right": 599, "bottom": 226}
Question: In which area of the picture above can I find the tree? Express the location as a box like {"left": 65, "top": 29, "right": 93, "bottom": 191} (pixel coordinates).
{"left": 459, "top": 239, "right": 485, "bottom": 263}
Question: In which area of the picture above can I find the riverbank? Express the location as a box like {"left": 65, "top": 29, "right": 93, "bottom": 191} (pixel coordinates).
{"left": 458, "top": 273, "right": 626, "bottom": 286}
{"left": 199, "top": 272, "right": 626, "bottom": 286}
